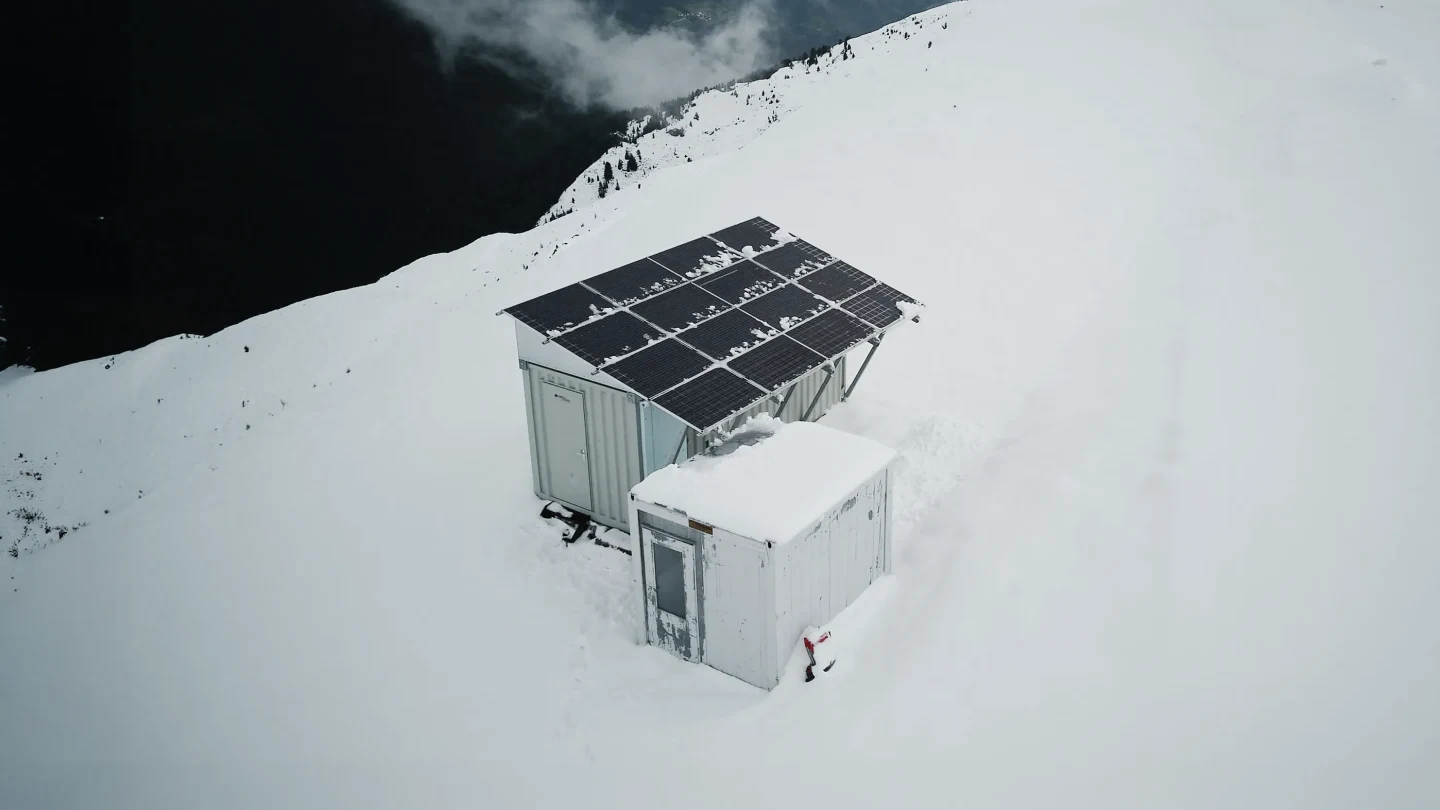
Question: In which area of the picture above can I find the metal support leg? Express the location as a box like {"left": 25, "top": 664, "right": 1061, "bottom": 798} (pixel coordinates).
{"left": 670, "top": 428, "right": 691, "bottom": 465}
{"left": 800, "top": 366, "right": 835, "bottom": 422}
{"left": 774, "top": 382, "right": 800, "bottom": 420}
{"left": 842, "top": 335, "right": 883, "bottom": 401}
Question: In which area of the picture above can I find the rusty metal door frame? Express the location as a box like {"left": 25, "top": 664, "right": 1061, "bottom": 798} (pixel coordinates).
{"left": 642, "top": 527, "right": 700, "bottom": 662}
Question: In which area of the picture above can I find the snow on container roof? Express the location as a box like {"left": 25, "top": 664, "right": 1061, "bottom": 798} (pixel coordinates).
{"left": 631, "top": 415, "right": 896, "bottom": 544}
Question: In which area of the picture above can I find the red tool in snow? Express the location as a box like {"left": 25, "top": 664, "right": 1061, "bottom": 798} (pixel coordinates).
{"left": 804, "top": 630, "right": 836, "bottom": 682}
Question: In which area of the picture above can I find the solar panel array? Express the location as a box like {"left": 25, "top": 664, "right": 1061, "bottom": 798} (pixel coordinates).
{"left": 503, "top": 217, "right": 921, "bottom": 430}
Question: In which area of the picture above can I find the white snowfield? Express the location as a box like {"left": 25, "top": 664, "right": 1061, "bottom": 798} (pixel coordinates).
{"left": 4, "top": 0, "right": 1440, "bottom": 807}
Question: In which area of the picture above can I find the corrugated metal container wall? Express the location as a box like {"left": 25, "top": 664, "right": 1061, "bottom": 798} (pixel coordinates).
{"left": 730, "top": 357, "right": 847, "bottom": 427}
{"left": 523, "top": 363, "right": 641, "bottom": 530}
{"left": 633, "top": 503, "right": 779, "bottom": 688}
{"left": 771, "top": 467, "right": 891, "bottom": 674}
{"left": 700, "top": 526, "right": 773, "bottom": 688}
{"left": 630, "top": 458, "right": 893, "bottom": 690}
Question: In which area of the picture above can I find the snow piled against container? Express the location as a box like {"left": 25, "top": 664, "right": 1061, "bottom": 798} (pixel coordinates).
{"left": 631, "top": 414, "right": 896, "bottom": 544}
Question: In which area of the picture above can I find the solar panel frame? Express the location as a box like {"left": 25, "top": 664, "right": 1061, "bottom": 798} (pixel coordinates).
{"left": 553, "top": 311, "right": 663, "bottom": 367}
{"left": 739, "top": 284, "right": 832, "bottom": 330}
{"left": 696, "top": 260, "right": 787, "bottom": 305}
{"left": 629, "top": 284, "right": 732, "bottom": 331}
{"left": 581, "top": 258, "right": 685, "bottom": 306}
{"left": 708, "top": 217, "right": 781, "bottom": 253}
{"left": 648, "top": 237, "right": 742, "bottom": 278}
{"left": 675, "top": 308, "right": 777, "bottom": 361}
{"left": 726, "top": 335, "right": 828, "bottom": 393}
{"left": 601, "top": 338, "right": 713, "bottom": 398}
{"left": 795, "top": 261, "right": 879, "bottom": 302}
{"left": 750, "top": 240, "right": 835, "bottom": 279}
{"left": 500, "top": 217, "right": 926, "bottom": 429}
{"left": 654, "top": 367, "right": 769, "bottom": 431}
{"left": 785, "top": 309, "right": 875, "bottom": 359}
{"left": 839, "top": 282, "right": 919, "bottom": 328}
{"left": 503, "top": 283, "right": 616, "bottom": 336}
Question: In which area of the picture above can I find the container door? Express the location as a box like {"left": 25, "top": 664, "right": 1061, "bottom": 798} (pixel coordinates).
{"left": 539, "top": 382, "right": 592, "bottom": 510}
{"left": 643, "top": 528, "right": 700, "bottom": 662}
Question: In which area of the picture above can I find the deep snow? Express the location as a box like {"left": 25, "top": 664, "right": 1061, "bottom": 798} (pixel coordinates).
{"left": 3, "top": 0, "right": 1440, "bottom": 807}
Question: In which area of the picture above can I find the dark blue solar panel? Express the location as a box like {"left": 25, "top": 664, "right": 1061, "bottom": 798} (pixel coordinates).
{"left": 785, "top": 309, "right": 874, "bottom": 358}
{"left": 840, "top": 283, "right": 920, "bottom": 328}
{"left": 676, "top": 309, "right": 776, "bottom": 360}
{"left": 582, "top": 258, "right": 684, "bottom": 305}
{"left": 502, "top": 218, "right": 920, "bottom": 417}
{"left": 696, "top": 260, "right": 786, "bottom": 305}
{"left": 504, "top": 284, "right": 616, "bottom": 336}
{"left": 709, "top": 217, "right": 781, "bottom": 253}
{"left": 750, "top": 240, "right": 835, "bottom": 279}
{"left": 648, "top": 238, "right": 741, "bottom": 278}
{"left": 603, "top": 339, "right": 712, "bottom": 397}
{"left": 796, "top": 261, "right": 878, "bottom": 302}
{"left": 553, "top": 312, "right": 663, "bottom": 367}
{"left": 727, "top": 336, "right": 828, "bottom": 393}
{"left": 739, "top": 285, "right": 831, "bottom": 330}
{"left": 630, "top": 284, "right": 731, "bottom": 331}
{"left": 654, "top": 367, "right": 767, "bottom": 431}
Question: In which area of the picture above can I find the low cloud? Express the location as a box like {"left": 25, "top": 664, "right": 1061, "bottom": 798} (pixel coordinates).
{"left": 392, "top": 0, "right": 777, "bottom": 110}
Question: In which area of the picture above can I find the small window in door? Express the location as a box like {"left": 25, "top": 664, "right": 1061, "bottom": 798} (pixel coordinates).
{"left": 653, "top": 543, "right": 687, "bottom": 618}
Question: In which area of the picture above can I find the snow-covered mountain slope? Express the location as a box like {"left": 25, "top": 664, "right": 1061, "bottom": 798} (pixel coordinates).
{"left": 5, "top": 0, "right": 1440, "bottom": 807}
{"left": 542, "top": 14, "right": 952, "bottom": 222}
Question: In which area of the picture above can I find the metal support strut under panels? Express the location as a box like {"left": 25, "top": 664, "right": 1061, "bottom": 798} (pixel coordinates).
{"left": 774, "top": 381, "right": 801, "bottom": 419}
{"left": 800, "top": 366, "right": 835, "bottom": 422}
{"left": 670, "top": 427, "right": 692, "bottom": 465}
{"left": 842, "top": 335, "right": 883, "bottom": 402}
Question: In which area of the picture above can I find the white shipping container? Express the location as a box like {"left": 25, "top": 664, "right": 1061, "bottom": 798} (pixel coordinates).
{"left": 513, "top": 320, "right": 848, "bottom": 531}
{"left": 629, "top": 417, "right": 895, "bottom": 689}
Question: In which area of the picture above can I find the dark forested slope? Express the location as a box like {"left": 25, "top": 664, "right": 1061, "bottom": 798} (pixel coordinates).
{"left": 4, "top": 0, "right": 940, "bottom": 371}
